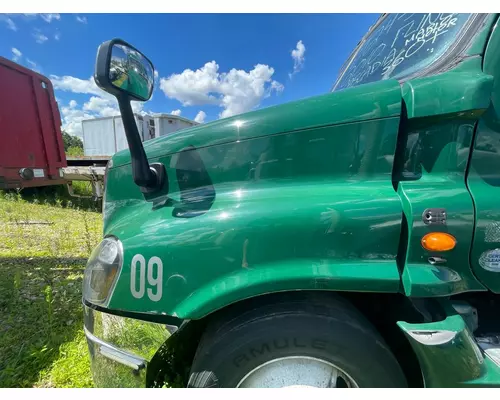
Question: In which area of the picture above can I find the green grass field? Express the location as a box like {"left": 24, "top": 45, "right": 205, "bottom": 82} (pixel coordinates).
{"left": 0, "top": 190, "right": 102, "bottom": 387}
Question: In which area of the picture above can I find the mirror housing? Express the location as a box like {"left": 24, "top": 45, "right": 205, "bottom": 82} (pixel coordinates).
{"left": 95, "top": 39, "right": 154, "bottom": 101}
{"left": 94, "top": 39, "right": 166, "bottom": 195}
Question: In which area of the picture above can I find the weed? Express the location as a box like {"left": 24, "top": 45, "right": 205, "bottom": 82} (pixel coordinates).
{"left": 81, "top": 210, "right": 94, "bottom": 255}
{"left": 44, "top": 285, "right": 54, "bottom": 336}
{"left": 13, "top": 270, "right": 21, "bottom": 299}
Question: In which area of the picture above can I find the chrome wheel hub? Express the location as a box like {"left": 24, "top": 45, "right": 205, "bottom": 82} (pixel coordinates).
{"left": 237, "top": 356, "right": 358, "bottom": 388}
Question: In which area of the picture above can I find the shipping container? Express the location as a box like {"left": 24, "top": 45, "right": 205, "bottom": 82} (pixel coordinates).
{"left": 0, "top": 57, "right": 67, "bottom": 189}
{"left": 82, "top": 114, "right": 197, "bottom": 157}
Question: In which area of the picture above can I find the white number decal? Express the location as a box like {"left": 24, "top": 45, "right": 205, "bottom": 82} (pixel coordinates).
{"left": 130, "top": 254, "right": 163, "bottom": 301}
{"left": 130, "top": 254, "right": 146, "bottom": 299}
{"left": 147, "top": 256, "right": 163, "bottom": 302}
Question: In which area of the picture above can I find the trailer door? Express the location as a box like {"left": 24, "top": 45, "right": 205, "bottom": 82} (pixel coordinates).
{"left": 0, "top": 57, "right": 66, "bottom": 189}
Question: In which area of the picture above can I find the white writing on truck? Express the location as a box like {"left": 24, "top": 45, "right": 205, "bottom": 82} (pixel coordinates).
{"left": 130, "top": 254, "right": 163, "bottom": 302}
{"left": 335, "top": 13, "right": 468, "bottom": 91}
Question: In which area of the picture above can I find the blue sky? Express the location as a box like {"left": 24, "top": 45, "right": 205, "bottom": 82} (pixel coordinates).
{"left": 1, "top": 13, "right": 379, "bottom": 137}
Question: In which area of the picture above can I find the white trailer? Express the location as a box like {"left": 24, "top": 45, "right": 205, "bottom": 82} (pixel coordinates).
{"left": 82, "top": 114, "right": 150, "bottom": 157}
{"left": 150, "top": 114, "right": 198, "bottom": 138}
{"left": 81, "top": 114, "right": 197, "bottom": 157}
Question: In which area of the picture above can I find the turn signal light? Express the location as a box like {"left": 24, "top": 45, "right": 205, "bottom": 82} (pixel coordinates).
{"left": 421, "top": 232, "right": 456, "bottom": 252}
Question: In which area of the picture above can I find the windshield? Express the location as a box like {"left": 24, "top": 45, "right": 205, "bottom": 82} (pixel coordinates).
{"left": 333, "top": 13, "right": 474, "bottom": 92}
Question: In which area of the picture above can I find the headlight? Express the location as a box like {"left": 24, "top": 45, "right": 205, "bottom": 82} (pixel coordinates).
{"left": 83, "top": 236, "right": 123, "bottom": 306}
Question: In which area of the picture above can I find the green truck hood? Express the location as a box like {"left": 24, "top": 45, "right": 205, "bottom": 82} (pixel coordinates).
{"left": 111, "top": 79, "right": 402, "bottom": 168}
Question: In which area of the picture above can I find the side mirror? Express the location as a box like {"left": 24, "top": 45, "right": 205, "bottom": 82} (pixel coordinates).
{"left": 95, "top": 39, "right": 154, "bottom": 101}
{"left": 94, "top": 39, "right": 166, "bottom": 195}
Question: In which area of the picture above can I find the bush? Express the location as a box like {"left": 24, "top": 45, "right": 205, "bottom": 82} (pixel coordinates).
{"left": 62, "top": 132, "right": 83, "bottom": 153}
{"left": 66, "top": 146, "right": 84, "bottom": 157}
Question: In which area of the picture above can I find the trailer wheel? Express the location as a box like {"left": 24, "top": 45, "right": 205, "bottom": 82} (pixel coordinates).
{"left": 188, "top": 293, "right": 407, "bottom": 388}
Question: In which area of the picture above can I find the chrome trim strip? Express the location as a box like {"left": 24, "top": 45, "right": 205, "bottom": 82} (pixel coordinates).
{"left": 477, "top": 336, "right": 500, "bottom": 367}
{"left": 484, "top": 348, "right": 500, "bottom": 367}
{"left": 406, "top": 329, "right": 458, "bottom": 345}
{"left": 84, "top": 325, "right": 146, "bottom": 371}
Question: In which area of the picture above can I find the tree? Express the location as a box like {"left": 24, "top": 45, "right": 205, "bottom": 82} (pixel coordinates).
{"left": 62, "top": 131, "right": 83, "bottom": 152}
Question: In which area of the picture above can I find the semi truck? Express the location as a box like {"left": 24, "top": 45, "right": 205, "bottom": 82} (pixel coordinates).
{"left": 83, "top": 14, "right": 500, "bottom": 388}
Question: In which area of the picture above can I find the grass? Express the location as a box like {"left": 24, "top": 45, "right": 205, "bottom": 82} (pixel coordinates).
{"left": 0, "top": 189, "right": 102, "bottom": 387}
{"left": 71, "top": 181, "right": 95, "bottom": 198}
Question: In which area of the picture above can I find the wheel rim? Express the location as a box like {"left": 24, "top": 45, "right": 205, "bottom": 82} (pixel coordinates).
{"left": 236, "top": 356, "right": 358, "bottom": 388}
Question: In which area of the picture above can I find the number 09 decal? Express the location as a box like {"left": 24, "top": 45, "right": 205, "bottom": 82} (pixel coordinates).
{"left": 130, "top": 254, "right": 163, "bottom": 302}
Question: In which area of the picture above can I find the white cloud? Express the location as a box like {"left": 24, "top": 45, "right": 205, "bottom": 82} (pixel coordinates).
{"left": 83, "top": 96, "right": 112, "bottom": 112}
{"left": 271, "top": 81, "right": 284, "bottom": 91}
{"left": 60, "top": 97, "right": 115, "bottom": 136}
{"left": 289, "top": 40, "right": 306, "bottom": 79}
{"left": 76, "top": 16, "right": 87, "bottom": 24}
{"left": 160, "top": 62, "right": 219, "bottom": 106}
{"left": 2, "top": 14, "right": 61, "bottom": 31}
{"left": 26, "top": 59, "right": 39, "bottom": 72}
{"left": 50, "top": 75, "right": 104, "bottom": 96}
{"left": 170, "top": 109, "right": 182, "bottom": 116}
{"left": 40, "top": 14, "right": 60, "bottom": 23}
{"left": 160, "top": 61, "right": 283, "bottom": 119}
{"left": 154, "top": 70, "right": 159, "bottom": 79}
{"left": 54, "top": 32, "right": 61, "bottom": 40}
{"left": 52, "top": 76, "right": 146, "bottom": 136}
{"left": 10, "top": 48, "right": 40, "bottom": 72}
{"left": 194, "top": 111, "right": 206, "bottom": 124}
{"left": 33, "top": 31, "right": 48, "bottom": 44}
{"left": 52, "top": 76, "right": 115, "bottom": 135}
{"left": 4, "top": 17, "right": 17, "bottom": 31}
{"left": 11, "top": 48, "right": 22, "bottom": 62}
{"left": 82, "top": 96, "right": 119, "bottom": 118}
{"left": 60, "top": 100, "right": 94, "bottom": 136}
{"left": 131, "top": 102, "right": 144, "bottom": 115}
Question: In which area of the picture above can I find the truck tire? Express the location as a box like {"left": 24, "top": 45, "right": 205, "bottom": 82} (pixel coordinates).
{"left": 188, "top": 292, "right": 407, "bottom": 388}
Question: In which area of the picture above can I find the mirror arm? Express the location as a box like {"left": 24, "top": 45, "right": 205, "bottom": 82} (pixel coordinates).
{"left": 94, "top": 38, "right": 166, "bottom": 195}
{"left": 117, "top": 96, "right": 157, "bottom": 189}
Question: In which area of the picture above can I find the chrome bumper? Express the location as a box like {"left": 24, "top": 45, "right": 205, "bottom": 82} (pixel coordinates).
{"left": 83, "top": 304, "right": 171, "bottom": 387}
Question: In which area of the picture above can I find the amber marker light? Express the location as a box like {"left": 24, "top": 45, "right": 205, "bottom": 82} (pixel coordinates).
{"left": 421, "top": 232, "right": 456, "bottom": 252}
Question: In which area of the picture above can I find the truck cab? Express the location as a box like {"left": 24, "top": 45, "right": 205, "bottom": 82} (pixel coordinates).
{"left": 83, "top": 14, "right": 500, "bottom": 388}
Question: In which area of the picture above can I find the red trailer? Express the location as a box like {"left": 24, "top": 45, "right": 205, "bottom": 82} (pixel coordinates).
{"left": 0, "top": 56, "right": 68, "bottom": 189}
{"left": 0, "top": 57, "right": 108, "bottom": 198}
